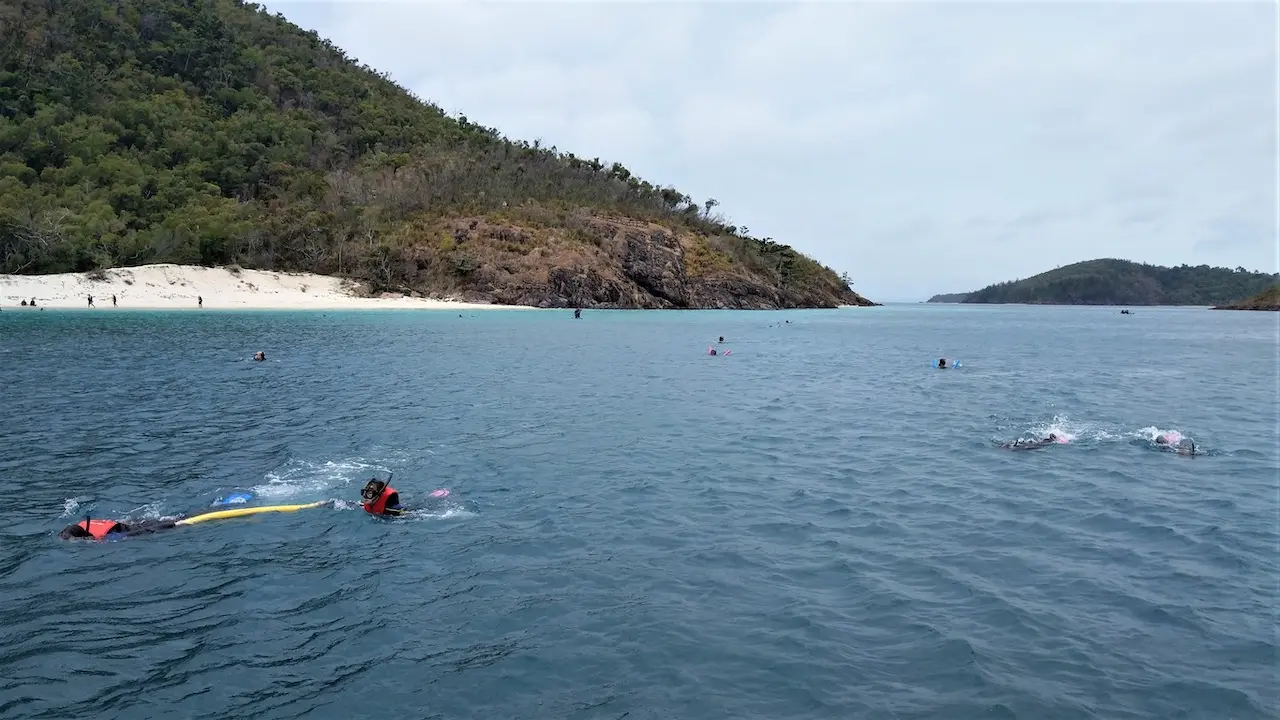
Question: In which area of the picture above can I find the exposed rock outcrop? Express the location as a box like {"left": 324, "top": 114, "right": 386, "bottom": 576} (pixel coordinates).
{"left": 413, "top": 217, "right": 876, "bottom": 309}
{"left": 1213, "top": 285, "right": 1280, "bottom": 311}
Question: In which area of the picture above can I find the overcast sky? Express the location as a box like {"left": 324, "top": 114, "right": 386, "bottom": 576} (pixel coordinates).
{"left": 260, "top": 1, "right": 1277, "bottom": 302}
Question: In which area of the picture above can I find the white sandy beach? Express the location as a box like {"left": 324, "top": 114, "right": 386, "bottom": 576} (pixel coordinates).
{"left": 0, "top": 264, "right": 530, "bottom": 310}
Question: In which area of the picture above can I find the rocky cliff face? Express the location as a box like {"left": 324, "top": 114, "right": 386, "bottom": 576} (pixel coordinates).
{"left": 408, "top": 216, "right": 875, "bottom": 310}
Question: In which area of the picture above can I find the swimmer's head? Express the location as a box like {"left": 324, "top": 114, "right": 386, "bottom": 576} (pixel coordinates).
{"left": 360, "top": 478, "right": 400, "bottom": 516}
{"left": 58, "top": 523, "right": 92, "bottom": 540}
{"left": 1155, "top": 435, "right": 1168, "bottom": 445}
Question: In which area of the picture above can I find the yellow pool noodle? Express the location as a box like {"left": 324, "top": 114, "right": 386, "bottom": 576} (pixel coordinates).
{"left": 175, "top": 501, "right": 328, "bottom": 526}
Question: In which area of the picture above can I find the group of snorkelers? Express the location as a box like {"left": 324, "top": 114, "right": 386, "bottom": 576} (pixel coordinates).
{"left": 60, "top": 477, "right": 414, "bottom": 541}
{"left": 999, "top": 431, "right": 1198, "bottom": 455}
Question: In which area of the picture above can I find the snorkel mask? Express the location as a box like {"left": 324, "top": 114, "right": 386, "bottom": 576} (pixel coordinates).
{"left": 360, "top": 474, "right": 398, "bottom": 515}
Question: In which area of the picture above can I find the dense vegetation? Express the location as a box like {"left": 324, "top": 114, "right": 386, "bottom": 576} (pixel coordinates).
{"left": 0, "top": 0, "right": 868, "bottom": 307}
{"left": 928, "top": 259, "right": 1278, "bottom": 306}
{"left": 924, "top": 292, "right": 968, "bottom": 303}
{"left": 1213, "top": 285, "right": 1280, "bottom": 311}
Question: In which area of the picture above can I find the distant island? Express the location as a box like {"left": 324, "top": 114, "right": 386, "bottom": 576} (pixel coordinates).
{"left": 926, "top": 259, "right": 1278, "bottom": 306}
{"left": 0, "top": 0, "right": 874, "bottom": 310}
{"left": 1213, "top": 285, "right": 1280, "bottom": 311}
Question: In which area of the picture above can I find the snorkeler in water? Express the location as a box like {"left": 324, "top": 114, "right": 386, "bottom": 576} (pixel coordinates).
{"left": 1000, "top": 433, "right": 1063, "bottom": 451}
{"left": 359, "top": 476, "right": 452, "bottom": 517}
{"left": 59, "top": 515, "right": 180, "bottom": 540}
{"left": 1155, "top": 434, "right": 1198, "bottom": 456}
{"left": 360, "top": 477, "right": 407, "bottom": 517}
{"left": 59, "top": 498, "right": 329, "bottom": 541}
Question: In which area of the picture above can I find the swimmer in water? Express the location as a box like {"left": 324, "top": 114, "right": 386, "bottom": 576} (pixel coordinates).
{"left": 1001, "top": 433, "right": 1062, "bottom": 451}
{"left": 359, "top": 477, "right": 406, "bottom": 517}
{"left": 253, "top": 351, "right": 265, "bottom": 362}
{"left": 1155, "top": 434, "right": 1198, "bottom": 456}
{"left": 59, "top": 514, "right": 179, "bottom": 540}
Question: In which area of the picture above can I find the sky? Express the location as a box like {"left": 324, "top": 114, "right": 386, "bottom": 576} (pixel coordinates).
{"left": 259, "top": 0, "right": 1277, "bottom": 302}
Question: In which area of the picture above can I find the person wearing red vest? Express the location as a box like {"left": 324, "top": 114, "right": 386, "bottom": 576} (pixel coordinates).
{"left": 359, "top": 478, "right": 406, "bottom": 517}
{"left": 59, "top": 515, "right": 178, "bottom": 540}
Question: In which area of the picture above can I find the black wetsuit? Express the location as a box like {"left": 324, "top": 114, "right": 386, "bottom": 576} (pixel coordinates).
{"left": 59, "top": 519, "right": 178, "bottom": 540}
{"left": 1002, "top": 438, "right": 1055, "bottom": 451}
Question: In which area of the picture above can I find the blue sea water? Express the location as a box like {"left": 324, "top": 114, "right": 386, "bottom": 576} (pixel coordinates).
{"left": 0, "top": 304, "right": 1276, "bottom": 720}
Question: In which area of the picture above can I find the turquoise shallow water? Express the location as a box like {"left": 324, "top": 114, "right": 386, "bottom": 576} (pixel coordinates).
{"left": 0, "top": 304, "right": 1276, "bottom": 719}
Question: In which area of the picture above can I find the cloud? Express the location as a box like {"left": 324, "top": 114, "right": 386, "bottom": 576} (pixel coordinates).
{"left": 261, "top": 0, "right": 1278, "bottom": 301}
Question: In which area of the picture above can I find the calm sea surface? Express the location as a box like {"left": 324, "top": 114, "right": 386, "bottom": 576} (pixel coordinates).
{"left": 0, "top": 304, "right": 1276, "bottom": 720}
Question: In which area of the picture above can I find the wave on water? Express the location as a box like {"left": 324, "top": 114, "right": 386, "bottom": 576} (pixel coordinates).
{"left": 1136, "top": 426, "right": 1182, "bottom": 443}
{"left": 249, "top": 457, "right": 393, "bottom": 502}
{"left": 59, "top": 497, "right": 83, "bottom": 517}
{"left": 400, "top": 502, "right": 475, "bottom": 522}
{"left": 125, "top": 501, "right": 178, "bottom": 522}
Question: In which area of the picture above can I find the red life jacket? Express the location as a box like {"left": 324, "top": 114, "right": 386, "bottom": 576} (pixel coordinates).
{"left": 363, "top": 485, "right": 398, "bottom": 515}
{"left": 79, "top": 519, "right": 123, "bottom": 539}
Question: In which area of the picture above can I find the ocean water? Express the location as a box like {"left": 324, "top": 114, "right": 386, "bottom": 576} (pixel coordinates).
{"left": 0, "top": 304, "right": 1275, "bottom": 720}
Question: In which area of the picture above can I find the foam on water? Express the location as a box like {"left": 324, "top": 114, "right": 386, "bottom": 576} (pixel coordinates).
{"left": 1137, "top": 425, "right": 1184, "bottom": 443}
{"left": 59, "top": 498, "right": 81, "bottom": 517}
{"left": 398, "top": 505, "right": 476, "bottom": 522}
{"left": 1007, "top": 416, "right": 1204, "bottom": 449}
{"left": 251, "top": 457, "right": 388, "bottom": 500}
{"left": 124, "top": 501, "right": 175, "bottom": 521}
{"left": 1029, "top": 414, "right": 1082, "bottom": 443}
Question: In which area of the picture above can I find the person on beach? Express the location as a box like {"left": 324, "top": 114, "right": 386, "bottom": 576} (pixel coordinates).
{"left": 112, "top": 294, "right": 117, "bottom": 307}
{"left": 30, "top": 298, "right": 36, "bottom": 307}
{"left": 87, "top": 294, "right": 94, "bottom": 308}
{"left": 198, "top": 296, "right": 203, "bottom": 308}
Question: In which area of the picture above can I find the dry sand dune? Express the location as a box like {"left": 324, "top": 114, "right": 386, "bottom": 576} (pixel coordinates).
{"left": 0, "top": 264, "right": 531, "bottom": 311}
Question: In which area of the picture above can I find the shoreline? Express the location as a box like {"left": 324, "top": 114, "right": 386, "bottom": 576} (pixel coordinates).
{"left": 0, "top": 264, "right": 533, "bottom": 311}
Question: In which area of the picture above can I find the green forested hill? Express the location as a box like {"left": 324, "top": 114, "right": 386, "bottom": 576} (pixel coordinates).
{"left": 931, "top": 259, "right": 1277, "bottom": 306}
{"left": 0, "top": 0, "right": 872, "bottom": 308}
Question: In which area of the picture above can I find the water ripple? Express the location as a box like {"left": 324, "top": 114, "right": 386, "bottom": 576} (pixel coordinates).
{"left": 0, "top": 306, "right": 1275, "bottom": 719}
